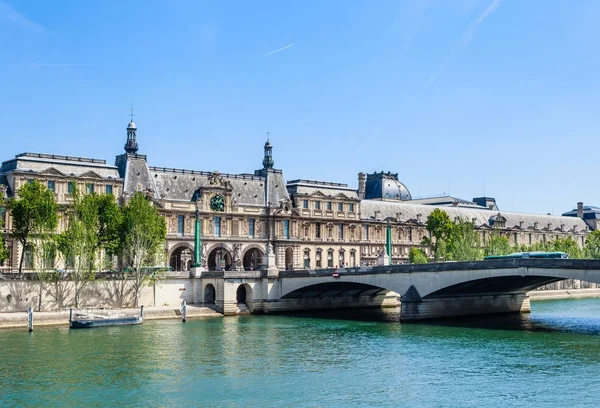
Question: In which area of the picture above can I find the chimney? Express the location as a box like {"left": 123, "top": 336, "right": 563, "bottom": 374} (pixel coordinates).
{"left": 357, "top": 172, "right": 366, "bottom": 199}
{"left": 577, "top": 202, "right": 584, "bottom": 218}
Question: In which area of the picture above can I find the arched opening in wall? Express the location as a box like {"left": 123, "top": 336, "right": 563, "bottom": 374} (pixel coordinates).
{"left": 204, "top": 284, "right": 216, "bottom": 304}
{"left": 350, "top": 249, "right": 356, "bottom": 268}
{"left": 208, "top": 247, "right": 232, "bottom": 271}
{"left": 236, "top": 284, "right": 251, "bottom": 305}
{"left": 303, "top": 248, "right": 311, "bottom": 269}
{"left": 285, "top": 247, "right": 294, "bottom": 271}
{"left": 169, "top": 247, "right": 194, "bottom": 272}
{"left": 243, "top": 248, "right": 263, "bottom": 270}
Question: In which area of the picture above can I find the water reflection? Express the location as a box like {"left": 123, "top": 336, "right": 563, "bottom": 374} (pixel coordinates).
{"left": 1, "top": 299, "right": 600, "bottom": 408}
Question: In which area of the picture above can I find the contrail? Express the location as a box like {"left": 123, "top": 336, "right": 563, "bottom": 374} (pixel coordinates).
{"left": 258, "top": 43, "right": 294, "bottom": 58}
{"left": 421, "top": 0, "right": 503, "bottom": 89}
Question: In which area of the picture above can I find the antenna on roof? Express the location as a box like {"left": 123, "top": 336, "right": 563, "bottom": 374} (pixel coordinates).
{"left": 130, "top": 102, "right": 135, "bottom": 122}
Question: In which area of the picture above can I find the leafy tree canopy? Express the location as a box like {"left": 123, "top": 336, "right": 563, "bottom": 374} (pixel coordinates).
{"left": 585, "top": 230, "right": 600, "bottom": 259}
{"left": 8, "top": 180, "right": 58, "bottom": 273}
{"left": 484, "top": 232, "right": 513, "bottom": 257}
{"left": 408, "top": 247, "right": 428, "bottom": 264}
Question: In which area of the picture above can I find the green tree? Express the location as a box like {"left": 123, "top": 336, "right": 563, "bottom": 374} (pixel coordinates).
{"left": 8, "top": 180, "right": 58, "bottom": 275}
{"left": 520, "top": 236, "right": 583, "bottom": 259}
{"left": 56, "top": 188, "right": 101, "bottom": 307}
{"left": 408, "top": 247, "right": 428, "bottom": 264}
{"left": 96, "top": 193, "right": 122, "bottom": 259}
{"left": 550, "top": 237, "right": 583, "bottom": 259}
{"left": 484, "top": 231, "right": 513, "bottom": 257}
{"left": 0, "top": 234, "right": 8, "bottom": 266}
{"left": 585, "top": 231, "right": 600, "bottom": 259}
{"left": 448, "top": 219, "right": 483, "bottom": 261}
{"left": 120, "top": 193, "right": 167, "bottom": 307}
{"left": 0, "top": 191, "right": 8, "bottom": 265}
{"left": 421, "top": 209, "right": 454, "bottom": 261}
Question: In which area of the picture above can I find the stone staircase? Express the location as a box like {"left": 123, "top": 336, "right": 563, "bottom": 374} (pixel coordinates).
{"left": 236, "top": 303, "right": 251, "bottom": 315}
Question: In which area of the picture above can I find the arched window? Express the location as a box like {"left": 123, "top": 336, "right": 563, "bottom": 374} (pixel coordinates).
{"left": 316, "top": 248, "right": 322, "bottom": 268}
{"left": 327, "top": 249, "right": 334, "bottom": 268}
{"left": 300, "top": 249, "right": 309, "bottom": 269}
{"left": 339, "top": 249, "right": 345, "bottom": 267}
{"left": 350, "top": 249, "right": 356, "bottom": 268}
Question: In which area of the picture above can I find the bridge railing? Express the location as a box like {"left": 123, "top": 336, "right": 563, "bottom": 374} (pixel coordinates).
{"left": 278, "top": 258, "right": 600, "bottom": 278}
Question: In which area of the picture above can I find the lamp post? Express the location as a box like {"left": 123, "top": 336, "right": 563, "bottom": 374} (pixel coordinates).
{"left": 193, "top": 207, "right": 201, "bottom": 268}
{"left": 386, "top": 219, "right": 392, "bottom": 266}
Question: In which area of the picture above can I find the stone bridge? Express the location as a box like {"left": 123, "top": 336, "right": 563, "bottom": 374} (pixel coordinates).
{"left": 192, "top": 259, "right": 600, "bottom": 321}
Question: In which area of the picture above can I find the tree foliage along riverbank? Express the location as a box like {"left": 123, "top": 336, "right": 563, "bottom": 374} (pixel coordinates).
{"left": 5, "top": 181, "right": 166, "bottom": 309}
{"left": 416, "top": 208, "right": 600, "bottom": 264}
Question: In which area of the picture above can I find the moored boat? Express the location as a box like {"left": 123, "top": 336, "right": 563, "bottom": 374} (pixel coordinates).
{"left": 69, "top": 306, "right": 144, "bottom": 329}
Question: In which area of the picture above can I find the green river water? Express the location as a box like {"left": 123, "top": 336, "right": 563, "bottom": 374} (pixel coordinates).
{"left": 1, "top": 298, "right": 600, "bottom": 407}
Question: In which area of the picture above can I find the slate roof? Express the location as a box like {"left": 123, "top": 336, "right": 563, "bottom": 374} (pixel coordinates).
{"left": 1, "top": 153, "right": 120, "bottom": 179}
{"left": 360, "top": 200, "right": 588, "bottom": 231}
{"left": 119, "top": 155, "right": 289, "bottom": 207}
{"left": 563, "top": 206, "right": 600, "bottom": 221}
{"left": 287, "top": 179, "right": 359, "bottom": 199}
{"left": 410, "top": 195, "right": 486, "bottom": 209}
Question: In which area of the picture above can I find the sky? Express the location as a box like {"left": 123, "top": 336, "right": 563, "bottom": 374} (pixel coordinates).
{"left": 1, "top": 0, "right": 599, "bottom": 215}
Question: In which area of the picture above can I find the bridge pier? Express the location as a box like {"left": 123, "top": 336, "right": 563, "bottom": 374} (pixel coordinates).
{"left": 400, "top": 292, "right": 531, "bottom": 321}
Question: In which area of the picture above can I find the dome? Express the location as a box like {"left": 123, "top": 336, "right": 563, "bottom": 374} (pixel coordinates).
{"left": 364, "top": 172, "right": 412, "bottom": 201}
{"left": 127, "top": 121, "right": 137, "bottom": 130}
{"left": 264, "top": 139, "right": 272, "bottom": 148}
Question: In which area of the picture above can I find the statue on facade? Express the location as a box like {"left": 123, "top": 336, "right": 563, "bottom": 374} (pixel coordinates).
{"left": 233, "top": 243, "right": 243, "bottom": 271}
{"left": 265, "top": 241, "right": 273, "bottom": 255}
{"left": 201, "top": 243, "right": 207, "bottom": 268}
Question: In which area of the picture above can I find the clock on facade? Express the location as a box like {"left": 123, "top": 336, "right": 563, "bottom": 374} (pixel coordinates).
{"left": 210, "top": 194, "right": 225, "bottom": 212}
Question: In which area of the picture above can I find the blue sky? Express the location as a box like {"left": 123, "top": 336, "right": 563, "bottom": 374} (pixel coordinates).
{"left": 1, "top": 0, "right": 599, "bottom": 215}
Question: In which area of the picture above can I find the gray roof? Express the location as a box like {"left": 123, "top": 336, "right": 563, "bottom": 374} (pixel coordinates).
{"left": 118, "top": 155, "right": 290, "bottom": 207}
{"left": 287, "top": 179, "right": 359, "bottom": 200}
{"left": 150, "top": 167, "right": 267, "bottom": 206}
{"left": 360, "top": 200, "right": 588, "bottom": 232}
{"left": 410, "top": 195, "right": 486, "bottom": 209}
{"left": 0, "top": 153, "right": 120, "bottom": 179}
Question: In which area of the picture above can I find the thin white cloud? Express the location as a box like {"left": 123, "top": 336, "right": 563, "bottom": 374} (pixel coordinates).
{"left": 421, "top": 0, "right": 503, "bottom": 89}
{"left": 258, "top": 43, "right": 294, "bottom": 59}
{"left": 28, "top": 63, "right": 95, "bottom": 68}
{"left": 0, "top": 1, "right": 43, "bottom": 32}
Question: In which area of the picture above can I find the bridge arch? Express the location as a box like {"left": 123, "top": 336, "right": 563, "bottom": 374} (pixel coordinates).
{"left": 412, "top": 266, "right": 600, "bottom": 299}
{"left": 281, "top": 282, "right": 392, "bottom": 300}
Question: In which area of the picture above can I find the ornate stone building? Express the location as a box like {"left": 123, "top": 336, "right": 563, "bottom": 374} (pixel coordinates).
{"left": 0, "top": 118, "right": 593, "bottom": 272}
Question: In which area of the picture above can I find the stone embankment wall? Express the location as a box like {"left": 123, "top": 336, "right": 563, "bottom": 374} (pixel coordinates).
{"left": 536, "top": 279, "right": 599, "bottom": 291}
{"left": 0, "top": 278, "right": 194, "bottom": 312}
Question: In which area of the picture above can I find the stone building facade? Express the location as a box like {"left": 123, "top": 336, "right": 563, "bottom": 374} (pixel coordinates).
{"left": 0, "top": 119, "right": 593, "bottom": 272}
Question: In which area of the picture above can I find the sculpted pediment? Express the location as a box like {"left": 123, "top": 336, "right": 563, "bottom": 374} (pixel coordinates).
{"left": 39, "top": 167, "right": 69, "bottom": 177}
{"left": 79, "top": 170, "right": 105, "bottom": 180}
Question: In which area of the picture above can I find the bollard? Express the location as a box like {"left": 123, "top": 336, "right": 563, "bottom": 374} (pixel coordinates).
{"left": 27, "top": 307, "right": 33, "bottom": 332}
{"left": 181, "top": 300, "right": 187, "bottom": 323}
{"left": 69, "top": 308, "right": 73, "bottom": 328}
{"left": 140, "top": 305, "right": 144, "bottom": 319}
